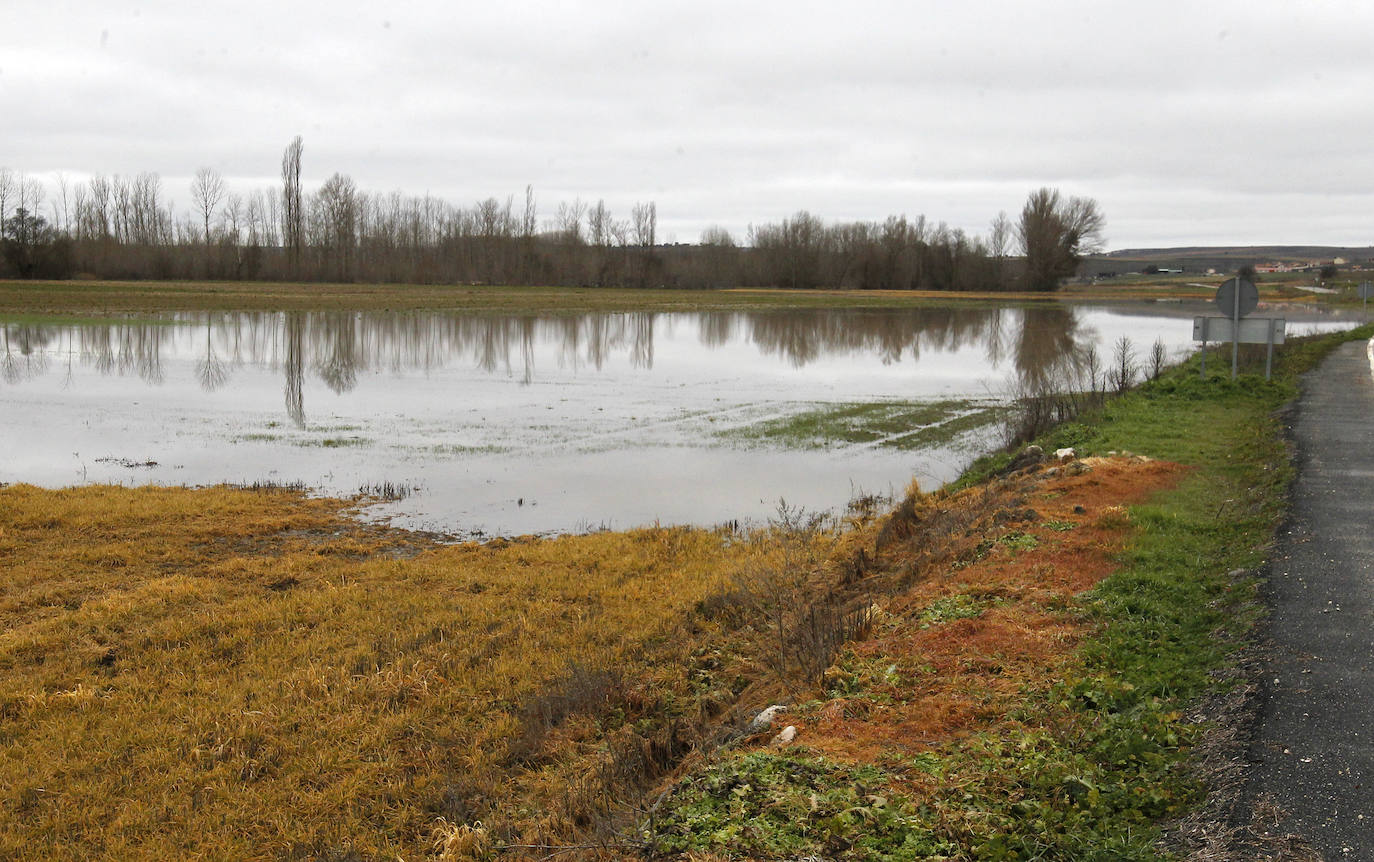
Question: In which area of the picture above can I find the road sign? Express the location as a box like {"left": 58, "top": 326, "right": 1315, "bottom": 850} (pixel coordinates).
{"left": 1358, "top": 282, "right": 1374, "bottom": 299}
{"left": 1194, "top": 316, "right": 1286, "bottom": 380}
{"left": 1193, "top": 316, "right": 1286, "bottom": 345}
{"left": 1215, "top": 278, "right": 1259, "bottom": 318}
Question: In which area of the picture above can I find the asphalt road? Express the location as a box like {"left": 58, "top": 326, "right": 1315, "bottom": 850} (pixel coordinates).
{"left": 1247, "top": 337, "right": 1374, "bottom": 858}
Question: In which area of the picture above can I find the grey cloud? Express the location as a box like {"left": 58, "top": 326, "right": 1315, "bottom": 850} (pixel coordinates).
{"left": 5, "top": 0, "right": 1374, "bottom": 247}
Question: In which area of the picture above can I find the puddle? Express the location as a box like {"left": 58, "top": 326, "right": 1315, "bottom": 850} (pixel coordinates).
{"left": 0, "top": 303, "right": 1361, "bottom": 537}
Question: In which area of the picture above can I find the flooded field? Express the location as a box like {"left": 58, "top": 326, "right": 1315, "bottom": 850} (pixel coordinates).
{"left": 0, "top": 301, "right": 1358, "bottom": 536}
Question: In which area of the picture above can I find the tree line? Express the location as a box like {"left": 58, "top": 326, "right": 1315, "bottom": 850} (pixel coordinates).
{"left": 0, "top": 139, "right": 1103, "bottom": 291}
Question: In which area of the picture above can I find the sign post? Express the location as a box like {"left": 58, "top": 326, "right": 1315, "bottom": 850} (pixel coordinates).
{"left": 1191, "top": 316, "right": 1286, "bottom": 380}
{"left": 1214, "top": 277, "right": 1258, "bottom": 380}
{"left": 1359, "top": 281, "right": 1373, "bottom": 316}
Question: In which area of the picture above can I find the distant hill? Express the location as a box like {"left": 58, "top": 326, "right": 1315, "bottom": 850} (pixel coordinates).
{"left": 1081, "top": 246, "right": 1374, "bottom": 276}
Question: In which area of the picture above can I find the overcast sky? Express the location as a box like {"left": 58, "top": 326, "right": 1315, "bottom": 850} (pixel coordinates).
{"left": 4, "top": 0, "right": 1373, "bottom": 249}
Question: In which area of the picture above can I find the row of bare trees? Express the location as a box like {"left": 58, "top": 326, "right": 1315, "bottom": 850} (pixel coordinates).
{"left": 0, "top": 141, "right": 1103, "bottom": 290}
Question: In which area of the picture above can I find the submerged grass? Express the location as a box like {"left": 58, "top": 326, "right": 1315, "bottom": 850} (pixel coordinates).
{"left": 722, "top": 399, "right": 1005, "bottom": 451}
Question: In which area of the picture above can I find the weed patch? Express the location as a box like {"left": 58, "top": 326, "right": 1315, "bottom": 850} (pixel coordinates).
{"left": 647, "top": 751, "right": 954, "bottom": 860}
{"left": 916, "top": 593, "right": 995, "bottom": 628}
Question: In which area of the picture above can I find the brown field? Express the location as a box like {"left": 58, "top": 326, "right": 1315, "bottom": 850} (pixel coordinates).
{"left": 0, "top": 453, "right": 1185, "bottom": 860}
{"left": 0, "top": 483, "right": 763, "bottom": 859}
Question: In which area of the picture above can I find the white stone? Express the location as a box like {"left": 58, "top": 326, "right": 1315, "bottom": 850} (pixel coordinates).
{"left": 1054, "top": 447, "right": 1076, "bottom": 460}
{"left": 771, "top": 725, "right": 798, "bottom": 746}
{"left": 748, "top": 704, "right": 788, "bottom": 733}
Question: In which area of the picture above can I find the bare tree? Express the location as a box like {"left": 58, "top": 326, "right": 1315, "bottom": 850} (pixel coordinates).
{"left": 87, "top": 175, "right": 112, "bottom": 239}
{"left": 586, "top": 199, "right": 610, "bottom": 248}
{"left": 631, "top": 201, "right": 656, "bottom": 247}
{"left": 223, "top": 193, "right": 243, "bottom": 239}
{"left": 520, "top": 185, "right": 537, "bottom": 239}
{"left": 53, "top": 172, "right": 71, "bottom": 237}
{"left": 18, "top": 176, "right": 44, "bottom": 222}
{"left": 555, "top": 198, "right": 586, "bottom": 244}
{"left": 0, "top": 168, "right": 14, "bottom": 229}
{"left": 1017, "top": 188, "right": 1105, "bottom": 291}
{"left": 989, "top": 211, "right": 1011, "bottom": 259}
{"left": 316, "top": 172, "right": 357, "bottom": 281}
{"left": 7, "top": 145, "right": 1080, "bottom": 291}
{"left": 698, "top": 225, "right": 738, "bottom": 288}
{"left": 281, "top": 136, "right": 304, "bottom": 274}
{"left": 1148, "top": 337, "right": 1168, "bottom": 380}
{"left": 988, "top": 210, "right": 1013, "bottom": 287}
{"left": 1108, "top": 335, "right": 1137, "bottom": 392}
{"left": 190, "top": 166, "right": 226, "bottom": 245}
{"left": 112, "top": 172, "right": 163, "bottom": 246}
{"left": 755, "top": 210, "right": 827, "bottom": 289}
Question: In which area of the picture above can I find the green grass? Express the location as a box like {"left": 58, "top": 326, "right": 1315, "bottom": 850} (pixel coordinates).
{"left": 427, "top": 443, "right": 510, "bottom": 456}
{"left": 938, "top": 327, "right": 1374, "bottom": 855}
{"left": 648, "top": 751, "right": 957, "bottom": 860}
{"left": 313, "top": 437, "right": 369, "bottom": 448}
{"left": 0, "top": 311, "right": 176, "bottom": 326}
{"left": 916, "top": 593, "right": 996, "bottom": 627}
{"left": 883, "top": 404, "right": 1009, "bottom": 449}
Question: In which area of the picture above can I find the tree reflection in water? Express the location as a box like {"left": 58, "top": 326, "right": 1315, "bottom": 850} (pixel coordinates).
{"left": 1014, "top": 306, "right": 1085, "bottom": 391}
{"left": 2, "top": 324, "right": 52, "bottom": 384}
{"left": 195, "top": 314, "right": 230, "bottom": 393}
{"left": 1, "top": 305, "right": 1091, "bottom": 425}
{"left": 283, "top": 312, "right": 306, "bottom": 428}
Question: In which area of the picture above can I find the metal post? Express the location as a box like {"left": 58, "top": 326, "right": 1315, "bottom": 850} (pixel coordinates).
{"left": 1231, "top": 284, "right": 1240, "bottom": 379}
{"left": 1265, "top": 318, "right": 1275, "bottom": 380}
{"left": 1200, "top": 316, "right": 1208, "bottom": 378}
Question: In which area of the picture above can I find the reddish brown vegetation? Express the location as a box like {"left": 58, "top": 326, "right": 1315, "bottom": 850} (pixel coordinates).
{"left": 783, "top": 456, "right": 1188, "bottom": 765}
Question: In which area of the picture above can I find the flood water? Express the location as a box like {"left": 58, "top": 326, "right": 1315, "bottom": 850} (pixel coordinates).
{"left": 0, "top": 302, "right": 1359, "bottom": 537}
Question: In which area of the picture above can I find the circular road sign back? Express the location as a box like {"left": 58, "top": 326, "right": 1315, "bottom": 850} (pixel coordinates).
{"left": 1215, "top": 278, "right": 1259, "bottom": 318}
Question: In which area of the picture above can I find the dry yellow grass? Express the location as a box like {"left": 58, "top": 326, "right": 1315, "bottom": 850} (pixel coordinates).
{"left": 1, "top": 458, "right": 1192, "bottom": 860}
{"left": 0, "top": 483, "right": 785, "bottom": 860}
